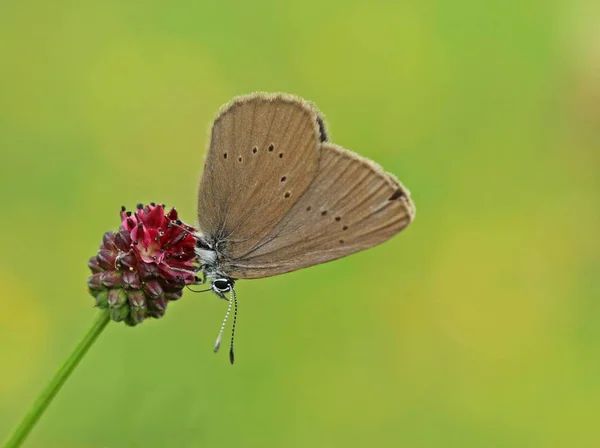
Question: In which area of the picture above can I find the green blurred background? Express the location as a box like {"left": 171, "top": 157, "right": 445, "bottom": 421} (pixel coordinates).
{"left": 1, "top": 0, "right": 599, "bottom": 447}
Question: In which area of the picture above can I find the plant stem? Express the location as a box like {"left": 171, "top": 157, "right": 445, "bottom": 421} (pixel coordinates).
{"left": 3, "top": 310, "right": 110, "bottom": 448}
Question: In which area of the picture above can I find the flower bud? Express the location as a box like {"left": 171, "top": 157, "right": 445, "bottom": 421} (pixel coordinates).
{"left": 128, "top": 290, "right": 147, "bottom": 324}
{"left": 110, "top": 303, "right": 130, "bottom": 322}
{"left": 164, "top": 290, "right": 183, "bottom": 301}
{"left": 94, "top": 290, "right": 109, "bottom": 308}
{"left": 114, "top": 231, "right": 132, "bottom": 252}
{"left": 102, "top": 231, "right": 116, "bottom": 249}
{"left": 87, "top": 273, "right": 104, "bottom": 290}
{"left": 143, "top": 280, "right": 163, "bottom": 299}
{"left": 88, "top": 256, "right": 104, "bottom": 273}
{"left": 97, "top": 250, "right": 117, "bottom": 270}
{"left": 101, "top": 271, "right": 123, "bottom": 288}
{"left": 122, "top": 270, "right": 141, "bottom": 289}
{"left": 149, "top": 297, "right": 168, "bottom": 318}
{"left": 138, "top": 262, "right": 160, "bottom": 279}
{"left": 107, "top": 288, "right": 128, "bottom": 309}
{"left": 117, "top": 251, "right": 137, "bottom": 270}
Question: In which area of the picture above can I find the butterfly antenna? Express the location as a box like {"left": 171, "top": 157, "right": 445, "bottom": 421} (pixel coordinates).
{"left": 213, "top": 295, "right": 233, "bottom": 353}
{"left": 229, "top": 288, "right": 238, "bottom": 365}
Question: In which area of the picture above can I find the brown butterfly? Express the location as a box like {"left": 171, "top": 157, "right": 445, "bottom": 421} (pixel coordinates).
{"left": 193, "top": 93, "right": 415, "bottom": 363}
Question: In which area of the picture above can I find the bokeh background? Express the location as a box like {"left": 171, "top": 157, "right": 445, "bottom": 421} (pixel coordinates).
{"left": 1, "top": 0, "right": 599, "bottom": 447}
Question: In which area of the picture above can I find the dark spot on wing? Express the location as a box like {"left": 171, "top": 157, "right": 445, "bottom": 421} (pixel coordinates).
{"left": 316, "top": 115, "right": 328, "bottom": 142}
{"left": 389, "top": 189, "right": 406, "bottom": 201}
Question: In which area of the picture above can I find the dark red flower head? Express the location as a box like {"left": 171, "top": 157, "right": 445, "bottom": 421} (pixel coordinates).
{"left": 87, "top": 203, "right": 199, "bottom": 326}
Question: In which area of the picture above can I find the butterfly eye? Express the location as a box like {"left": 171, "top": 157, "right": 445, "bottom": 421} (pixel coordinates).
{"left": 213, "top": 279, "right": 232, "bottom": 292}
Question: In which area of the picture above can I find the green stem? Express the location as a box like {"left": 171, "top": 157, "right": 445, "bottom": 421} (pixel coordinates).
{"left": 3, "top": 310, "right": 110, "bottom": 448}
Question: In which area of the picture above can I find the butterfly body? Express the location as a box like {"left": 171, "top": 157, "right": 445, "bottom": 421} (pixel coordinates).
{"left": 194, "top": 93, "right": 415, "bottom": 362}
{"left": 193, "top": 231, "right": 234, "bottom": 298}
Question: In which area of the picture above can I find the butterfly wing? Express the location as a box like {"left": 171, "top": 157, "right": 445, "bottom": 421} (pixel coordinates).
{"left": 197, "top": 93, "right": 322, "bottom": 258}
{"left": 219, "top": 142, "right": 415, "bottom": 279}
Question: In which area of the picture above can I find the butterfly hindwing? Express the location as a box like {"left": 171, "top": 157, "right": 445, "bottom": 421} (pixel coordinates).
{"left": 220, "top": 142, "right": 415, "bottom": 279}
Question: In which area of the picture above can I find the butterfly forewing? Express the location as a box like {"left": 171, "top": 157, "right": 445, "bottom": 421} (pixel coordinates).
{"left": 197, "top": 93, "right": 322, "bottom": 258}
{"left": 220, "top": 142, "right": 415, "bottom": 279}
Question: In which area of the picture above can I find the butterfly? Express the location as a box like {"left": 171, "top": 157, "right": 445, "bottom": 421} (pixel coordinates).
{"left": 192, "top": 93, "right": 415, "bottom": 363}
